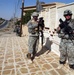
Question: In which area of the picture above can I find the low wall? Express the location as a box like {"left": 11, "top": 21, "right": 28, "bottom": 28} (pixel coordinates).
{"left": 43, "top": 29, "right": 61, "bottom": 56}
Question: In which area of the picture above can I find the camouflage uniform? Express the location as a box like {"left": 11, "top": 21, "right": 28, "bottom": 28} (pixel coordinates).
{"left": 27, "top": 19, "right": 39, "bottom": 54}
{"left": 58, "top": 10, "right": 74, "bottom": 69}
{"left": 27, "top": 12, "right": 39, "bottom": 60}
{"left": 60, "top": 38, "right": 74, "bottom": 65}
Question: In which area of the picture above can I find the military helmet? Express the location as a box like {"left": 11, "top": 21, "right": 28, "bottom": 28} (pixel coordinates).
{"left": 63, "top": 10, "right": 72, "bottom": 16}
{"left": 32, "top": 12, "right": 39, "bottom": 17}
{"left": 39, "top": 17, "right": 43, "bottom": 19}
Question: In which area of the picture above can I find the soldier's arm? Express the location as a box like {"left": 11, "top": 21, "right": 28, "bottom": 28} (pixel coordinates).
{"left": 71, "top": 19, "right": 74, "bottom": 33}
{"left": 56, "top": 26, "right": 61, "bottom": 33}
{"left": 27, "top": 20, "right": 38, "bottom": 29}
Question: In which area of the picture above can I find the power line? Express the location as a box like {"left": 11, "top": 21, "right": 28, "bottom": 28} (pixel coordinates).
{"left": 14, "top": 0, "right": 21, "bottom": 18}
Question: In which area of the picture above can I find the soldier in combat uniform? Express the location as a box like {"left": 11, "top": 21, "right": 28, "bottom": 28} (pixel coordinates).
{"left": 27, "top": 12, "right": 39, "bottom": 62}
{"left": 57, "top": 10, "right": 74, "bottom": 70}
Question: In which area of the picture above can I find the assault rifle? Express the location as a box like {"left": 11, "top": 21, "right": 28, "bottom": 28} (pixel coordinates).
{"left": 38, "top": 17, "right": 44, "bottom": 47}
{"left": 59, "top": 18, "right": 74, "bottom": 38}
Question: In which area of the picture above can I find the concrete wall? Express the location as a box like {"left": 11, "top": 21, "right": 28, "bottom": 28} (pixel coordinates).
{"left": 39, "top": 6, "right": 56, "bottom": 31}
{"left": 57, "top": 3, "right": 74, "bottom": 25}
{"left": 39, "top": 2, "right": 74, "bottom": 56}
{"left": 50, "top": 7, "right": 56, "bottom": 30}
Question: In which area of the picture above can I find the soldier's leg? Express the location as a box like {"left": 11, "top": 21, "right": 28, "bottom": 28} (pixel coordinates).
{"left": 57, "top": 40, "right": 67, "bottom": 69}
{"left": 33, "top": 38, "right": 37, "bottom": 56}
{"left": 59, "top": 39, "right": 67, "bottom": 64}
{"left": 35, "top": 37, "right": 39, "bottom": 52}
{"left": 27, "top": 36, "right": 36, "bottom": 59}
{"left": 67, "top": 40, "right": 74, "bottom": 69}
{"left": 31, "top": 37, "right": 39, "bottom": 60}
{"left": 41, "top": 31, "right": 44, "bottom": 46}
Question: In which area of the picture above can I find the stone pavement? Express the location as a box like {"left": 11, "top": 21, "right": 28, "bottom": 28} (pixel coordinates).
{"left": 0, "top": 32, "right": 74, "bottom": 75}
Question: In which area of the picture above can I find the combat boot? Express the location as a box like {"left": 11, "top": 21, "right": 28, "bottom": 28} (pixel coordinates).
{"left": 26, "top": 53, "right": 31, "bottom": 59}
{"left": 57, "top": 60, "right": 66, "bottom": 69}
{"left": 69, "top": 64, "right": 74, "bottom": 69}
{"left": 59, "top": 60, "right": 66, "bottom": 64}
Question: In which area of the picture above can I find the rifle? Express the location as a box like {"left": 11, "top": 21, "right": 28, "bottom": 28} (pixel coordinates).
{"left": 59, "top": 18, "right": 74, "bottom": 38}
{"left": 38, "top": 17, "right": 44, "bottom": 47}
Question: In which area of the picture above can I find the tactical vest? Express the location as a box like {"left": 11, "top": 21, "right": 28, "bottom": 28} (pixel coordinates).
{"left": 58, "top": 19, "right": 74, "bottom": 39}
{"left": 27, "top": 19, "right": 38, "bottom": 34}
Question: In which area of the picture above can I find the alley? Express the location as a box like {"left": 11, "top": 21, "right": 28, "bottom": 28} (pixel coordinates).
{"left": 0, "top": 31, "right": 72, "bottom": 75}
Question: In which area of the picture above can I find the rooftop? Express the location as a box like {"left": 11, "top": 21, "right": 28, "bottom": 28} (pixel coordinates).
{"left": 23, "top": 2, "right": 65, "bottom": 12}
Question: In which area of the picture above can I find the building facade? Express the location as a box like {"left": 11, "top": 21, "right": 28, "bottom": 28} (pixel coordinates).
{"left": 23, "top": 2, "right": 74, "bottom": 56}
{"left": 39, "top": 2, "right": 74, "bottom": 56}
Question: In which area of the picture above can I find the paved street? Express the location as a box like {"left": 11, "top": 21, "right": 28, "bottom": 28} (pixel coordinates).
{"left": 0, "top": 30, "right": 73, "bottom": 75}
{"left": 0, "top": 21, "right": 8, "bottom": 29}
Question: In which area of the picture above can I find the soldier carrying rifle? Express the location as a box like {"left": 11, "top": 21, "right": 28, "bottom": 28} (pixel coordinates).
{"left": 27, "top": 12, "right": 39, "bottom": 62}
{"left": 27, "top": 11, "right": 45, "bottom": 63}
{"left": 57, "top": 9, "right": 74, "bottom": 70}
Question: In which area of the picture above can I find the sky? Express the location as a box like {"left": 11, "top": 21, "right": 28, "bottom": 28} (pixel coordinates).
{"left": 0, "top": 0, "right": 74, "bottom": 20}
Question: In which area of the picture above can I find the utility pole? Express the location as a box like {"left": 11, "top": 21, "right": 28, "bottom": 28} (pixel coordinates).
{"left": 20, "top": 0, "right": 24, "bottom": 37}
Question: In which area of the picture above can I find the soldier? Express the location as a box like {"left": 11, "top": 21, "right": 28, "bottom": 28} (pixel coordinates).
{"left": 38, "top": 17, "right": 45, "bottom": 47}
{"left": 57, "top": 10, "right": 74, "bottom": 69}
{"left": 27, "top": 12, "right": 39, "bottom": 62}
